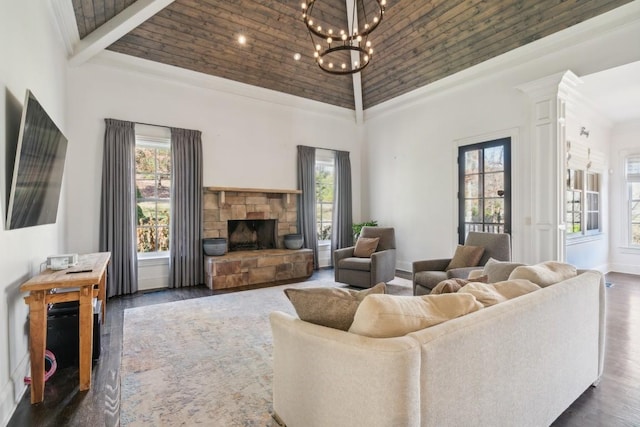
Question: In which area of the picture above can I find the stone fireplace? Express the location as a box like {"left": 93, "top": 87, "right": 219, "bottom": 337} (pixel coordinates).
{"left": 203, "top": 188, "right": 299, "bottom": 247}
{"left": 202, "top": 187, "right": 313, "bottom": 290}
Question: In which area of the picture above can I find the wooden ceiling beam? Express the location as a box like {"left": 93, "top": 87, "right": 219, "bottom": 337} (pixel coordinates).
{"left": 69, "top": 0, "right": 175, "bottom": 66}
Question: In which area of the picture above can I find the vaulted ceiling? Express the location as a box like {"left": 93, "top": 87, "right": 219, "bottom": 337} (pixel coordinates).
{"left": 71, "top": 0, "right": 632, "bottom": 110}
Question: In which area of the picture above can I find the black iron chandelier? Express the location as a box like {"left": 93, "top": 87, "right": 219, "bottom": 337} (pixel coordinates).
{"left": 301, "top": 0, "right": 386, "bottom": 75}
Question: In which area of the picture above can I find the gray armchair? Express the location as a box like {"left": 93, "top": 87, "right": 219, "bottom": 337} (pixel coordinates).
{"left": 413, "top": 232, "right": 511, "bottom": 295}
{"left": 334, "top": 226, "right": 396, "bottom": 288}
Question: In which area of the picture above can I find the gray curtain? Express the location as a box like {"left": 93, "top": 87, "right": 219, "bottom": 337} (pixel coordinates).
{"left": 331, "top": 150, "right": 353, "bottom": 263}
{"left": 100, "top": 119, "right": 138, "bottom": 297}
{"left": 297, "top": 145, "right": 318, "bottom": 269}
{"left": 169, "top": 128, "right": 203, "bottom": 287}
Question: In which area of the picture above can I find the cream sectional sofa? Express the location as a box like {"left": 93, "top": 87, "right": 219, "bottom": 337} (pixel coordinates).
{"left": 269, "top": 270, "right": 606, "bottom": 427}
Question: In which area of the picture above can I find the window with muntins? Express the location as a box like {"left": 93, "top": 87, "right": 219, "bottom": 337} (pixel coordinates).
{"left": 626, "top": 155, "right": 640, "bottom": 246}
{"left": 135, "top": 136, "right": 171, "bottom": 254}
{"left": 566, "top": 169, "right": 601, "bottom": 238}
{"left": 315, "top": 150, "right": 335, "bottom": 242}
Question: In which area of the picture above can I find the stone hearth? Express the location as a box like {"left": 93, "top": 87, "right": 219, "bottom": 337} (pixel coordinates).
{"left": 204, "top": 249, "right": 313, "bottom": 290}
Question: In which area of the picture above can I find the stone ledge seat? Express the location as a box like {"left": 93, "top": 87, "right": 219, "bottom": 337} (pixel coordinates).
{"left": 205, "top": 248, "right": 313, "bottom": 290}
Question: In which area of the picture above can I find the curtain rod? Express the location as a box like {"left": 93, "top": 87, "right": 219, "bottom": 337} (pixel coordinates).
{"left": 135, "top": 120, "right": 172, "bottom": 129}
{"left": 298, "top": 144, "right": 348, "bottom": 154}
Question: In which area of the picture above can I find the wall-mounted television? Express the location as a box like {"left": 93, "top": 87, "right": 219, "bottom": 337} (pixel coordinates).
{"left": 6, "top": 89, "right": 68, "bottom": 230}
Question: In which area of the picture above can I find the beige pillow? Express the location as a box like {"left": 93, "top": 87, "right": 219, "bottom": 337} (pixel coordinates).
{"left": 446, "top": 245, "right": 485, "bottom": 270}
{"left": 458, "top": 279, "right": 540, "bottom": 307}
{"left": 353, "top": 237, "right": 380, "bottom": 258}
{"left": 348, "top": 293, "right": 483, "bottom": 338}
{"left": 508, "top": 261, "right": 577, "bottom": 287}
{"left": 481, "top": 258, "right": 526, "bottom": 282}
{"left": 430, "top": 276, "right": 488, "bottom": 294}
{"left": 284, "top": 283, "right": 386, "bottom": 331}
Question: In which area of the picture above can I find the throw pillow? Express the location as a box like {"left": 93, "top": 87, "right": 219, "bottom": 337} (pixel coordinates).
{"left": 481, "top": 258, "right": 526, "bottom": 282}
{"left": 353, "top": 237, "right": 380, "bottom": 258}
{"left": 348, "top": 293, "right": 483, "bottom": 338}
{"left": 284, "top": 282, "right": 386, "bottom": 331}
{"left": 446, "top": 245, "right": 485, "bottom": 270}
{"left": 508, "top": 261, "right": 577, "bottom": 287}
{"left": 430, "top": 276, "right": 489, "bottom": 295}
{"left": 457, "top": 279, "right": 540, "bottom": 307}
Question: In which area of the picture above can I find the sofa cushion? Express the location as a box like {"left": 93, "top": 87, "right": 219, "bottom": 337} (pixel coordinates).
{"left": 457, "top": 279, "right": 541, "bottom": 307}
{"left": 430, "top": 276, "right": 489, "bottom": 294}
{"left": 338, "top": 257, "right": 372, "bottom": 271}
{"left": 446, "top": 245, "right": 485, "bottom": 270}
{"left": 284, "top": 283, "right": 386, "bottom": 331}
{"left": 414, "top": 270, "right": 448, "bottom": 290}
{"left": 508, "top": 261, "right": 577, "bottom": 287}
{"left": 348, "top": 293, "right": 483, "bottom": 338}
{"left": 353, "top": 237, "right": 380, "bottom": 257}
{"left": 481, "top": 258, "right": 526, "bottom": 282}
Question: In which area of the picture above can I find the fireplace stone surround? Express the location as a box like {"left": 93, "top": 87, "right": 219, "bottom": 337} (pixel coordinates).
{"left": 203, "top": 187, "right": 312, "bottom": 289}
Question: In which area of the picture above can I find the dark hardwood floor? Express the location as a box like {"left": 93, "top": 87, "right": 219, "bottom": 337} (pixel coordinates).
{"left": 7, "top": 270, "right": 640, "bottom": 427}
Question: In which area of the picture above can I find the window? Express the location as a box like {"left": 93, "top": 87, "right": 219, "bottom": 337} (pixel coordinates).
{"left": 626, "top": 155, "right": 640, "bottom": 246}
{"left": 566, "top": 169, "right": 601, "bottom": 238}
{"left": 458, "top": 138, "right": 511, "bottom": 243}
{"left": 135, "top": 137, "right": 171, "bottom": 254}
{"left": 315, "top": 150, "right": 335, "bottom": 242}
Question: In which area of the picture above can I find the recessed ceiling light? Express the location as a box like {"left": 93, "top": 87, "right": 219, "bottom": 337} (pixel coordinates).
{"left": 293, "top": 53, "right": 301, "bottom": 61}
{"left": 238, "top": 35, "right": 247, "bottom": 45}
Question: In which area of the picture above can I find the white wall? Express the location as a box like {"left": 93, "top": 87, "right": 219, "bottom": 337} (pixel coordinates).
{"left": 0, "top": 0, "right": 68, "bottom": 423}
{"left": 609, "top": 120, "right": 640, "bottom": 274}
{"left": 363, "top": 7, "right": 640, "bottom": 272}
{"left": 65, "top": 55, "right": 362, "bottom": 286}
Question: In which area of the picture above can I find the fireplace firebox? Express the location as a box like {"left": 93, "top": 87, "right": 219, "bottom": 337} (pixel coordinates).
{"left": 228, "top": 219, "right": 277, "bottom": 251}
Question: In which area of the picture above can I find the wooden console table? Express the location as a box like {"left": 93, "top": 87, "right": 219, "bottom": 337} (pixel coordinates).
{"left": 20, "top": 252, "right": 111, "bottom": 404}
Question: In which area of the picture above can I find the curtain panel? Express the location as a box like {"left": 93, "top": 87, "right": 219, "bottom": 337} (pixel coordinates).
{"left": 331, "top": 150, "right": 353, "bottom": 262}
{"left": 99, "top": 119, "right": 138, "bottom": 297}
{"left": 297, "top": 145, "right": 318, "bottom": 269}
{"left": 169, "top": 127, "right": 203, "bottom": 287}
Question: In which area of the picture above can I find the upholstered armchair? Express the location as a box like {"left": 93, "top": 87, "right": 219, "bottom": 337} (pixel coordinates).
{"left": 412, "top": 232, "right": 511, "bottom": 296}
{"left": 334, "top": 226, "right": 396, "bottom": 288}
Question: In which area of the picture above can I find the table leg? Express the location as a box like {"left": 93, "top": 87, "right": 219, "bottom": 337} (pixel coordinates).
{"left": 78, "top": 285, "right": 94, "bottom": 391}
{"left": 26, "top": 291, "right": 47, "bottom": 404}
{"left": 99, "top": 271, "right": 106, "bottom": 324}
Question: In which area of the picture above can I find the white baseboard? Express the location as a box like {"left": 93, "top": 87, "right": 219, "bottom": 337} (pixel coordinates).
{"left": 607, "top": 263, "right": 640, "bottom": 276}
{"left": 1, "top": 353, "right": 29, "bottom": 426}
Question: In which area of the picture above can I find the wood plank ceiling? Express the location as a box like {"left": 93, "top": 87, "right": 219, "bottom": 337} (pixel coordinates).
{"left": 72, "top": 0, "right": 632, "bottom": 110}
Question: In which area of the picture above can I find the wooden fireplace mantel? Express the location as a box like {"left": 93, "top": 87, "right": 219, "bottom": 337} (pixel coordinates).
{"left": 208, "top": 186, "right": 302, "bottom": 204}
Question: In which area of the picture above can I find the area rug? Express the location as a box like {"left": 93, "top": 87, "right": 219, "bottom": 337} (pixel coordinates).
{"left": 120, "top": 278, "right": 412, "bottom": 426}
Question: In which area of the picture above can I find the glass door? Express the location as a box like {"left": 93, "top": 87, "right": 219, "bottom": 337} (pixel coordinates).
{"left": 458, "top": 138, "right": 511, "bottom": 244}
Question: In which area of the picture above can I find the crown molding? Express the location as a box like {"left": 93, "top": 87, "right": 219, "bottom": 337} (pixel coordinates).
{"left": 87, "top": 50, "right": 356, "bottom": 121}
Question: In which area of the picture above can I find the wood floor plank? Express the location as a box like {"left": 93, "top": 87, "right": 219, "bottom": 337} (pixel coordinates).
{"left": 7, "top": 270, "right": 640, "bottom": 426}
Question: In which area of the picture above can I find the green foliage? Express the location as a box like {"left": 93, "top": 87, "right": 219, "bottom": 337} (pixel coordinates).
{"left": 315, "top": 168, "right": 334, "bottom": 203}
{"left": 318, "top": 224, "right": 332, "bottom": 240}
{"left": 352, "top": 220, "right": 378, "bottom": 237}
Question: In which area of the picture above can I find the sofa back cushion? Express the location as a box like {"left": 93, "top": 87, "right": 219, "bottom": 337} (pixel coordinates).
{"left": 348, "top": 293, "right": 483, "bottom": 338}
{"left": 431, "top": 276, "right": 488, "bottom": 294}
{"left": 508, "top": 261, "right": 577, "bottom": 287}
{"left": 457, "top": 279, "right": 540, "bottom": 307}
{"left": 481, "top": 258, "right": 526, "bottom": 282}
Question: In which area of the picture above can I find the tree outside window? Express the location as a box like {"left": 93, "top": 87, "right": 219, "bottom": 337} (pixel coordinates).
{"left": 135, "top": 140, "right": 171, "bottom": 253}
{"left": 315, "top": 154, "right": 334, "bottom": 242}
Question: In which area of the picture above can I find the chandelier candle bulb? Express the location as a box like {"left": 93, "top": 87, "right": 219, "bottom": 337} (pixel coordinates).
{"left": 301, "top": 0, "right": 386, "bottom": 75}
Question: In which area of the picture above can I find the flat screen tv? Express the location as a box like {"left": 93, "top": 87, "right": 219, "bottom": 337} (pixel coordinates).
{"left": 6, "top": 89, "right": 68, "bottom": 230}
